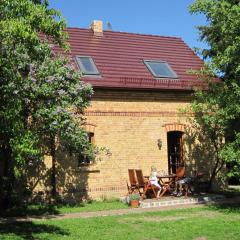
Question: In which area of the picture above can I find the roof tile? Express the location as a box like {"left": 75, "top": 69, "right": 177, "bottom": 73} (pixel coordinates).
{"left": 54, "top": 28, "right": 205, "bottom": 90}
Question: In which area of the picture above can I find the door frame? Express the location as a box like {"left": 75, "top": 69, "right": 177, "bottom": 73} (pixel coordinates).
{"left": 167, "top": 131, "right": 184, "bottom": 174}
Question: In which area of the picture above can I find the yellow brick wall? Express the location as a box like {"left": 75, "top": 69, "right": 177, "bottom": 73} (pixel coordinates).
{"left": 54, "top": 89, "right": 195, "bottom": 200}
{"left": 29, "top": 89, "right": 219, "bottom": 201}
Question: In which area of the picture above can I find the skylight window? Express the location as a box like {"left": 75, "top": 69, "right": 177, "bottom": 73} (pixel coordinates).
{"left": 76, "top": 56, "right": 100, "bottom": 75}
{"left": 144, "top": 60, "right": 178, "bottom": 79}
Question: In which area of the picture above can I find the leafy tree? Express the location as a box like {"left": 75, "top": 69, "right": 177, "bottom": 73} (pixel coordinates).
{"left": 0, "top": 0, "right": 94, "bottom": 207}
{"left": 189, "top": 0, "right": 240, "bottom": 189}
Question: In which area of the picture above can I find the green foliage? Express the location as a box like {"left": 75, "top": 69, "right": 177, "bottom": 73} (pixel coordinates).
{"left": 0, "top": 0, "right": 95, "bottom": 202}
{"left": 10, "top": 131, "right": 42, "bottom": 178}
{"left": 190, "top": 0, "right": 240, "bottom": 77}
{"left": 128, "top": 193, "right": 141, "bottom": 201}
{"left": 189, "top": 0, "right": 240, "bottom": 183}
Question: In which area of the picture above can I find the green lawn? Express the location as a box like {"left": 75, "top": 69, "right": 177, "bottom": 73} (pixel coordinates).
{"left": 58, "top": 200, "right": 129, "bottom": 214}
{"left": 1, "top": 204, "right": 240, "bottom": 240}
{"left": 0, "top": 199, "right": 129, "bottom": 217}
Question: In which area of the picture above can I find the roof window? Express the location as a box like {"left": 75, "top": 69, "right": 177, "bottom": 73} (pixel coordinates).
{"left": 144, "top": 60, "right": 178, "bottom": 78}
{"left": 76, "top": 56, "right": 100, "bottom": 75}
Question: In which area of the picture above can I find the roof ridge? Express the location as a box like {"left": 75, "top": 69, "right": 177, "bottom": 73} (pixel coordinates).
{"left": 66, "top": 27, "right": 183, "bottom": 40}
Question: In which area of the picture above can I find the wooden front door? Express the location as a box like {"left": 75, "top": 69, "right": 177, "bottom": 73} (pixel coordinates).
{"left": 167, "top": 131, "right": 184, "bottom": 174}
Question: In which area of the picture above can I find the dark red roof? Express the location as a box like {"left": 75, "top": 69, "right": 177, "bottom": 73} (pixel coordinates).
{"left": 54, "top": 28, "right": 205, "bottom": 90}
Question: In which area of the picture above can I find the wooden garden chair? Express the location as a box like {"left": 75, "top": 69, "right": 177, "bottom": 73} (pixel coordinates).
{"left": 135, "top": 169, "right": 160, "bottom": 198}
{"left": 175, "top": 169, "right": 204, "bottom": 197}
{"left": 135, "top": 169, "right": 148, "bottom": 196}
{"left": 183, "top": 171, "right": 204, "bottom": 196}
{"left": 176, "top": 166, "right": 185, "bottom": 180}
{"left": 127, "top": 169, "right": 138, "bottom": 194}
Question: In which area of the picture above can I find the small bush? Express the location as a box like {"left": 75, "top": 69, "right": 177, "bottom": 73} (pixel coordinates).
{"left": 129, "top": 193, "right": 140, "bottom": 201}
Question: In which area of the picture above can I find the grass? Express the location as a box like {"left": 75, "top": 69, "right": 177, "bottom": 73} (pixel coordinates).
{"left": 58, "top": 199, "right": 129, "bottom": 214}
{"left": 0, "top": 199, "right": 129, "bottom": 217}
{"left": 1, "top": 204, "right": 240, "bottom": 240}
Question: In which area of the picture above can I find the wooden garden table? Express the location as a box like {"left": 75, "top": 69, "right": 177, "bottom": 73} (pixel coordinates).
{"left": 144, "top": 174, "right": 176, "bottom": 197}
{"left": 158, "top": 174, "right": 176, "bottom": 197}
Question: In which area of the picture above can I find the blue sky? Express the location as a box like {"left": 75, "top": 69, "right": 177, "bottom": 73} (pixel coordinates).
{"left": 49, "top": 0, "right": 207, "bottom": 51}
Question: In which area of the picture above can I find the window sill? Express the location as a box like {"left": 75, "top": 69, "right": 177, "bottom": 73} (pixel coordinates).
{"left": 77, "top": 164, "right": 100, "bottom": 173}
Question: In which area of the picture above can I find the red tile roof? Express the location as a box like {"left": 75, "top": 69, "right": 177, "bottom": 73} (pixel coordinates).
{"left": 54, "top": 28, "right": 205, "bottom": 90}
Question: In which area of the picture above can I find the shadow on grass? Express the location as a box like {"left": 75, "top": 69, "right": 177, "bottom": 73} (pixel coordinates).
{"left": 208, "top": 202, "right": 240, "bottom": 214}
{"left": 0, "top": 204, "right": 60, "bottom": 218}
{"left": 0, "top": 221, "right": 68, "bottom": 240}
{"left": 0, "top": 201, "right": 92, "bottom": 218}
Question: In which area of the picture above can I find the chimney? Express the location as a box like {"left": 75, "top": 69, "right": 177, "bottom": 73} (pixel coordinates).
{"left": 90, "top": 20, "right": 103, "bottom": 36}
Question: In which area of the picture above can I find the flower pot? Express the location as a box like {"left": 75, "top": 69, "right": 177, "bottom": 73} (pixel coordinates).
{"left": 130, "top": 199, "right": 139, "bottom": 208}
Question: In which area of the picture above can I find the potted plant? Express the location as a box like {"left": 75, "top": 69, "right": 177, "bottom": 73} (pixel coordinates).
{"left": 129, "top": 193, "right": 140, "bottom": 208}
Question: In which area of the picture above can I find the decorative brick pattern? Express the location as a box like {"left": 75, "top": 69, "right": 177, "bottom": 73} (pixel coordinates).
{"left": 63, "top": 185, "right": 126, "bottom": 194}
{"left": 85, "top": 111, "right": 190, "bottom": 117}
{"left": 83, "top": 123, "right": 96, "bottom": 133}
{"left": 88, "top": 186, "right": 126, "bottom": 193}
{"left": 163, "top": 123, "right": 187, "bottom": 132}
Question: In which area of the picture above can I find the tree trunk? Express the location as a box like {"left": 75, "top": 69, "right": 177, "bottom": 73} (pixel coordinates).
{"left": 0, "top": 143, "right": 15, "bottom": 209}
{"left": 0, "top": 172, "right": 3, "bottom": 211}
{"left": 50, "top": 138, "right": 57, "bottom": 199}
{"left": 206, "top": 139, "right": 222, "bottom": 192}
{"left": 207, "top": 170, "right": 216, "bottom": 192}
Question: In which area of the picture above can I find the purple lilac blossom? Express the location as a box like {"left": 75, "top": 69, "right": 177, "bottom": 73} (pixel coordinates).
{"left": 58, "top": 89, "right": 66, "bottom": 96}
{"left": 46, "top": 76, "right": 55, "bottom": 84}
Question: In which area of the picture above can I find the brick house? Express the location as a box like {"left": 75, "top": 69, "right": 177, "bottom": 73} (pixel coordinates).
{"left": 40, "top": 20, "right": 209, "bottom": 200}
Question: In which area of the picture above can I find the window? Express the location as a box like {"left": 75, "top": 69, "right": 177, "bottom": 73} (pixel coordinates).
{"left": 76, "top": 56, "right": 100, "bottom": 75}
{"left": 144, "top": 60, "right": 178, "bottom": 78}
{"left": 87, "top": 132, "right": 95, "bottom": 144}
{"left": 78, "top": 132, "right": 95, "bottom": 166}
